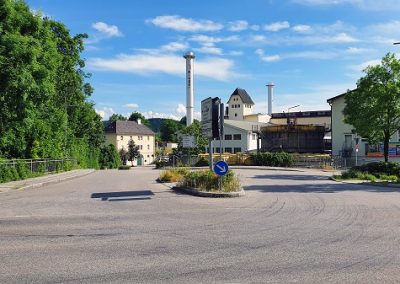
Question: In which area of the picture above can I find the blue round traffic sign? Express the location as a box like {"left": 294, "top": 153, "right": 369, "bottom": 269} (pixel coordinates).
{"left": 214, "top": 160, "right": 229, "bottom": 176}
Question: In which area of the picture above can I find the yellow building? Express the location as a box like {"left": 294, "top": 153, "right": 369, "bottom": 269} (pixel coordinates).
{"left": 104, "top": 120, "right": 155, "bottom": 166}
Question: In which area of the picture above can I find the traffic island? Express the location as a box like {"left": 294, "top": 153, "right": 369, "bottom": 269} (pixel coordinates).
{"left": 157, "top": 167, "right": 245, "bottom": 198}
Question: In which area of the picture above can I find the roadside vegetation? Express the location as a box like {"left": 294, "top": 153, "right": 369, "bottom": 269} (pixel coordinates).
{"left": 334, "top": 162, "right": 400, "bottom": 183}
{"left": 159, "top": 168, "right": 241, "bottom": 192}
{"left": 0, "top": 160, "right": 76, "bottom": 183}
{"left": 0, "top": 1, "right": 103, "bottom": 169}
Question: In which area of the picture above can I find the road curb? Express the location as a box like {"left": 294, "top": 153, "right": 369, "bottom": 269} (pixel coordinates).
{"left": 157, "top": 179, "right": 245, "bottom": 198}
{"left": 173, "top": 186, "right": 245, "bottom": 198}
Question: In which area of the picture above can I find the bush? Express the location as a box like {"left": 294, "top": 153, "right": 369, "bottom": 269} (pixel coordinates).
{"left": 180, "top": 169, "right": 241, "bottom": 192}
{"left": 118, "top": 165, "right": 131, "bottom": 170}
{"left": 155, "top": 160, "right": 168, "bottom": 169}
{"left": 195, "top": 157, "right": 209, "bottom": 167}
{"left": 252, "top": 152, "right": 294, "bottom": 167}
{"left": 99, "top": 144, "right": 121, "bottom": 169}
{"left": 352, "top": 162, "right": 400, "bottom": 176}
{"left": 159, "top": 168, "right": 189, "bottom": 183}
{"left": 16, "top": 162, "right": 29, "bottom": 179}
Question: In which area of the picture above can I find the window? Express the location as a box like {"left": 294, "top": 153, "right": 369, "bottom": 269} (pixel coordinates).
{"left": 130, "top": 136, "right": 132, "bottom": 140}
{"left": 234, "top": 147, "right": 241, "bottom": 153}
{"left": 225, "top": 147, "right": 232, "bottom": 153}
{"left": 234, "top": 134, "right": 241, "bottom": 140}
{"left": 252, "top": 134, "right": 257, "bottom": 140}
{"left": 235, "top": 113, "right": 237, "bottom": 117}
{"left": 147, "top": 136, "right": 150, "bottom": 140}
{"left": 147, "top": 145, "right": 150, "bottom": 150}
{"left": 120, "top": 136, "right": 123, "bottom": 140}
{"left": 237, "top": 104, "right": 240, "bottom": 108}
{"left": 139, "top": 145, "right": 143, "bottom": 150}
{"left": 138, "top": 136, "right": 143, "bottom": 141}
{"left": 224, "top": 134, "right": 232, "bottom": 140}
{"left": 147, "top": 155, "right": 150, "bottom": 158}
{"left": 215, "top": 147, "right": 221, "bottom": 153}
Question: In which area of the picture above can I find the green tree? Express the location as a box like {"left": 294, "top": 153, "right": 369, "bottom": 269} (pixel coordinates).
{"left": 160, "top": 119, "right": 184, "bottom": 142}
{"left": 99, "top": 144, "right": 121, "bottom": 169}
{"left": 0, "top": 0, "right": 103, "bottom": 168}
{"left": 175, "top": 120, "right": 208, "bottom": 155}
{"left": 108, "top": 114, "right": 127, "bottom": 123}
{"left": 119, "top": 147, "right": 128, "bottom": 165}
{"left": 344, "top": 53, "right": 400, "bottom": 162}
{"left": 128, "top": 112, "right": 150, "bottom": 127}
{"left": 127, "top": 140, "right": 140, "bottom": 165}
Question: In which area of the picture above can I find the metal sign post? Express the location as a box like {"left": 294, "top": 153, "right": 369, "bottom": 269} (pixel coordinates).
{"left": 214, "top": 160, "right": 229, "bottom": 191}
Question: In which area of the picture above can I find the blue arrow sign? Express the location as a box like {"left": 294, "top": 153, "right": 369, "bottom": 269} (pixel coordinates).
{"left": 214, "top": 160, "right": 229, "bottom": 176}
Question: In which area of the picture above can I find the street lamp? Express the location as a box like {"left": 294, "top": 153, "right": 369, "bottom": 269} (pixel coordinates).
{"left": 287, "top": 104, "right": 300, "bottom": 125}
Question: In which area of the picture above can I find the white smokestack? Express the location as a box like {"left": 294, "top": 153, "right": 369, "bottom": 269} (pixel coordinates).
{"left": 183, "top": 51, "right": 195, "bottom": 126}
{"left": 266, "top": 82, "right": 274, "bottom": 115}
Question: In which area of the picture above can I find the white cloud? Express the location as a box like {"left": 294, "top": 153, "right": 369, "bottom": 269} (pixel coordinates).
{"left": 250, "top": 25, "right": 261, "bottom": 31}
{"left": 263, "top": 21, "right": 290, "bottom": 32}
{"left": 292, "top": 24, "right": 312, "bottom": 33}
{"left": 346, "top": 47, "right": 368, "bottom": 54}
{"left": 142, "top": 111, "right": 181, "bottom": 120}
{"left": 189, "top": 34, "right": 239, "bottom": 44}
{"left": 147, "top": 15, "right": 223, "bottom": 32}
{"left": 124, "top": 103, "right": 139, "bottom": 109}
{"left": 176, "top": 104, "right": 186, "bottom": 114}
{"left": 229, "top": 50, "right": 244, "bottom": 56}
{"left": 249, "top": 35, "right": 267, "bottom": 43}
{"left": 228, "top": 20, "right": 249, "bottom": 32}
{"left": 92, "top": 22, "right": 123, "bottom": 37}
{"left": 256, "top": 49, "right": 281, "bottom": 62}
{"left": 161, "top": 42, "right": 188, "bottom": 52}
{"left": 88, "top": 53, "right": 236, "bottom": 81}
{"left": 352, "top": 59, "right": 381, "bottom": 72}
{"left": 95, "top": 107, "right": 115, "bottom": 120}
{"left": 195, "top": 45, "right": 223, "bottom": 55}
{"left": 285, "top": 50, "right": 338, "bottom": 59}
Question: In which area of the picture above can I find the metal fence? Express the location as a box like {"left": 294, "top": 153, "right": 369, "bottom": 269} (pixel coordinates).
{"left": 0, "top": 158, "right": 77, "bottom": 174}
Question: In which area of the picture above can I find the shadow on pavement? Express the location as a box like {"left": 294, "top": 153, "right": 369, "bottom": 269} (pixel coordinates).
{"left": 91, "top": 190, "right": 154, "bottom": 201}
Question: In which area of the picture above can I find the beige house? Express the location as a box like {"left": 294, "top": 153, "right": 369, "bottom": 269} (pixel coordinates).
{"left": 105, "top": 120, "right": 155, "bottom": 165}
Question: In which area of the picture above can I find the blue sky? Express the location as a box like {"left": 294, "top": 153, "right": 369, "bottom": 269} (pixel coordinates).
{"left": 27, "top": 0, "right": 400, "bottom": 120}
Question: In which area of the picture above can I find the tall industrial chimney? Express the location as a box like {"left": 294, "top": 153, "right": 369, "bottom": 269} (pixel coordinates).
{"left": 183, "top": 51, "right": 195, "bottom": 126}
{"left": 266, "top": 82, "right": 274, "bottom": 115}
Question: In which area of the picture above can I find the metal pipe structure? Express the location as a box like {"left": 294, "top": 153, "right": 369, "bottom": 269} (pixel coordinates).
{"left": 266, "top": 82, "right": 275, "bottom": 116}
{"left": 183, "top": 51, "right": 195, "bottom": 126}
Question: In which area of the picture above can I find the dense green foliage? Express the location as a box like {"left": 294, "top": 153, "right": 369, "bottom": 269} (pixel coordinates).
{"left": 160, "top": 119, "right": 185, "bottom": 142}
{"left": 108, "top": 114, "right": 127, "bottom": 123}
{"left": 343, "top": 53, "right": 400, "bottom": 162}
{"left": 252, "top": 152, "right": 294, "bottom": 167}
{"left": 174, "top": 120, "right": 208, "bottom": 155}
{"left": 0, "top": 0, "right": 103, "bottom": 166}
{"left": 99, "top": 144, "right": 121, "bottom": 169}
{"left": 337, "top": 162, "right": 400, "bottom": 182}
{"left": 128, "top": 112, "right": 150, "bottom": 127}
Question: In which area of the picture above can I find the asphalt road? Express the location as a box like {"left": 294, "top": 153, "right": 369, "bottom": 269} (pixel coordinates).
{"left": 1, "top": 167, "right": 400, "bottom": 283}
